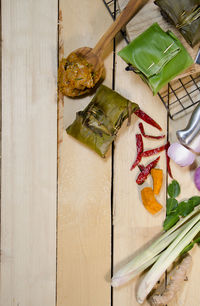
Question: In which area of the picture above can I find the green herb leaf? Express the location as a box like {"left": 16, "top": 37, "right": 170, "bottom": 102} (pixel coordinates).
{"left": 167, "top": 180, "right": 180, "bottom": 198}
{"left": 177, "top": 200, "right": 194, "bottom": 217}
{"left": 180, "top": 241, "right": 194, "bottom": 256}
{"left": 180, "top": 232, "right": 200, "bottom": 255}
{"left": 194, "top": 237, "right": 200, "bottom": 245}
{"left": 166, "top": 198, "right": 178, "bottom": 215}
{"left": 194, "top": 232, "right": 200, "bottom": 246}
{"left": 163, "top": 213, "right": 180, "bottom": 231}
{"left": 189, "top": 196, "right": 200, "bottom": 207}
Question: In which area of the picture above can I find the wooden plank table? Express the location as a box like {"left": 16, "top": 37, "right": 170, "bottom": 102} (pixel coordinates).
{"left": 1, "top": 0, "right": 200, "bottom": 306}
{"left": 0, "top": 1, "right": 58, "bottom": 305}
{"left": 57, "top": 1, "right": 200, "bottom": 306}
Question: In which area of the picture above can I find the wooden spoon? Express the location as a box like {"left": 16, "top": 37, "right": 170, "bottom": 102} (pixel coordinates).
{"left": 58, "top": 0, "right": 146, "bottom": 97}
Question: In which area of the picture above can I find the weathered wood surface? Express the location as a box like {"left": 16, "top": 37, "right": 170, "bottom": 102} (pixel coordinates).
{"left": 57, "top": 0, "right": 200, "bottom": 305}
{"left": 57, "top": 1, "right": 113, "bottom": 306}
{"left": 58, "top": 0, "right": 200, "bottom": 305}
{"left": 0, "top": 1, "right": 58, "bottom": 306}
{"left": 112, "top": 35, "right": 167, "bottom": 306}
{"left": 1, "top": 0, "right": 199, "bottom": 306}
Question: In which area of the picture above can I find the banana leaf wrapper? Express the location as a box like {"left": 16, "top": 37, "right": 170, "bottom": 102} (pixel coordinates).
{"left": 66, "top": 85, "right": 139, "bottom": 157}
{"left": 118, "top": 23, "right": 193, "bottom": 95}
{"left": 155, "top": 0, "right": 200, "bottom": 47}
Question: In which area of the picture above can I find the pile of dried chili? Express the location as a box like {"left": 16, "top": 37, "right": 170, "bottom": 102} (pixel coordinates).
{"left": 131, "top": 110, "right": 173, "bottom": 184}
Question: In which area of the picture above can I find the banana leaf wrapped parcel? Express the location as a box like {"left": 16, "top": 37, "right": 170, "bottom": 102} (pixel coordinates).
{"left": 118, "top": 23, "right": 193, "bottom": 95}
{"left": 66, "top": 85, "right": 139, "bottom": 157}
{"left": 155, "top": 0, "right": 200, "bottom": 47}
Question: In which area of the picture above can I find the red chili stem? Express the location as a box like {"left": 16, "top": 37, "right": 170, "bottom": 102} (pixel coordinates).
{"left": 130, "top": 134, "right": 143, "bottom": 170}
{"left": 138, "top": 122, "right": 165, "bottom": 139}
{"left": 165, "top": 141, "right": 173, "bottom": 178}
{"left": 136, "top": 156, "right": 160, "bottom": 185}
{"left": 135, "top": 109, "right": 162, "bottom": 131}
{"left": 142, "top": 143, "right": 167, "bottom": 157}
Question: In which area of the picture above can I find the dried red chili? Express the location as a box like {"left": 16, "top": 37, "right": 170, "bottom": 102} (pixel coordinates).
{"left": 135, "top": 109, "right": 162, "bottom": 131}
{"left": 142, "top": 144, "right": 167, "bottom": 157}
{"left": 138, "top": 122, "right": 165, "bottom": 139}
{"left": 138, "top": 164, "right": 145, "bottom": 172}
{"left": 136, "top": 156, "right": 160, "bottom": 185}
{"left": 130, "top": 134, "right": 143, "bottom": 170}
{"left": 165, "top": 141, "right": 173, "bottom": 178}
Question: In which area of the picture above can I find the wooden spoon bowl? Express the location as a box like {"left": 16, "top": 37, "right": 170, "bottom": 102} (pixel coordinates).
{"left": 58, "top": 0, "right": 146, "bottom": 97}
{"left": 58, "top": 47, "right": 104, "bottom": 97}
{"left": 73, "top": 47, "right": 104, "bottom": 90}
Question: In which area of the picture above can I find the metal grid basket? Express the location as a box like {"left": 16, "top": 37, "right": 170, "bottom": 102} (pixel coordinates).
{"left": 102, "top": 0, "right": 200, "bottom": 119}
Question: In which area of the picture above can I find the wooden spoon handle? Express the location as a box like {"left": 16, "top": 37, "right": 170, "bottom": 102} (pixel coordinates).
{"left": 92, "top": 0, "right": 146, "bottom": 57}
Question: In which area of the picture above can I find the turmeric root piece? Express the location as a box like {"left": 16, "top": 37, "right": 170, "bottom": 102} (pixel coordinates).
{"left": 148, "top": 253, "right": 192, "bottom": 306}
{"left": 151, "top": 168, "right": 163, "bottom": 195}
{"left": 141, "top": 187, "right": 163, "bottom": 215}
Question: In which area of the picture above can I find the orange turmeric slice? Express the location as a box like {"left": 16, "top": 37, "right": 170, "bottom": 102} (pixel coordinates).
{"left": 151, "top": 168, "right": 163, "bottom": 195}
{"left": 141, "top": 187, "right": 163, "bottom": 215}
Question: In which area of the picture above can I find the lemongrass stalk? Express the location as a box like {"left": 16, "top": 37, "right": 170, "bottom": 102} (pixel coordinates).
{"left": 136, "top": 216, "right": 200, "bottom": 304}
{"left": 111, "top": 224, "right": 186, "bottom": 287}
{"left": 112, "top": 206, "right": 200, "bottom": 288}
{"left": 112, "top": 255, "right": 159, "bottom": 287}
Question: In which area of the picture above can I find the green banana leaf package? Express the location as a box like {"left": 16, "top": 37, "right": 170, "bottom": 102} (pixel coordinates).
{"left": 155, "top": 0, "right": 200, "bottom": 47}
{"left": 67, "top": 85, "right": 139, "bottom": 157}
{"left": 118, "top": 23, "right": 193, "bottom": 95}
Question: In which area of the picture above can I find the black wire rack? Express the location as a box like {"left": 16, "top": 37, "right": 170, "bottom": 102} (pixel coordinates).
{"left": 158, "top": 74, "right": 200, "bottom": 119}
{"left": 102, "top": 0, "right": 200, "bottom": 120}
